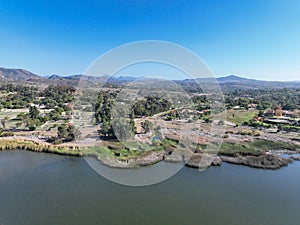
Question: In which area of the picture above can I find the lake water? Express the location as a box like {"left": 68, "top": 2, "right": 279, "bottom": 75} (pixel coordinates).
{"left": 0, "top": 150, "right": 300, "bottom": 225}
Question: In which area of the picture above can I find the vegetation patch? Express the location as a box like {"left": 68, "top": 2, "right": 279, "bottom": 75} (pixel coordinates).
{"left": 0, "top": 139, "right": 82, "bottom": 156}
{"left": 218, "top": 139, "right": 299, "bottom": 156}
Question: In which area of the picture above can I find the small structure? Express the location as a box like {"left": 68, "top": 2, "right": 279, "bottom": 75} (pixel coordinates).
{"left": 248, "top": 103, "right": 257, "bottom": 110}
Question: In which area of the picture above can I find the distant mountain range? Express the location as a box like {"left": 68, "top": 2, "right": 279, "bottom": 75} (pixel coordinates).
{"left": 0, "top": 67, "right": 299, "bottom": 89}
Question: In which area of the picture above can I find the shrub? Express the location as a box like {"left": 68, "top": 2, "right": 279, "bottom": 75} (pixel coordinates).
{"left": 252, "top": 131, "right": 261, "bottom": 136}
{"left": 1, "top": 132, "right": 15, "bottom": 137}
{"left": 53, "top": 139, "right": 62, "bottom": 145}
{"left": 29, "top": 125, "right": 36, "bottom": 131}
{"left": 225, "top": 130, "right": 234, "bottom": 134}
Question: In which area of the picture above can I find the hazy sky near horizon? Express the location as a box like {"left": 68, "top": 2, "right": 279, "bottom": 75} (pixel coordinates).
{"left": 0, "top": 0, "right": 300, "bottom": 81}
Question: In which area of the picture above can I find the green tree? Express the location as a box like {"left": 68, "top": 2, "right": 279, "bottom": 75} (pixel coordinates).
{"left": 66, "top": 125, "right": 81, "bottom": 141}
{"left": 29, "top": 106, "right": 40, "bottom": 119}
{"left": 57, "top": 124, "right": 81, "bottom": 141}
{"left": 112, "top": 118, "right": 134, "bottom": 140}
{"left": 57, "top": 125, "right": 67, "bottom": 139}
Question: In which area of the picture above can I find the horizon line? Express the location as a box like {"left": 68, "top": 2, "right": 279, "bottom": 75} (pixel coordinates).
{"left": 0, "top": 66, "right": 299, "bottom": 83}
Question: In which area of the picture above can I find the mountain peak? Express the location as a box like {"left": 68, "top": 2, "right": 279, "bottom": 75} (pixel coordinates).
{"left": 217, "top": 75, "right": 254, "bottom": 83}
{"left": 226, "top": 75, "right": 244, "bottom": 79}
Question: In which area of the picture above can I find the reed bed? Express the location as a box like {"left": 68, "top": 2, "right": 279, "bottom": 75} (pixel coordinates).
{"left": 0, "top": 139, "right": 82, "bottom": 157}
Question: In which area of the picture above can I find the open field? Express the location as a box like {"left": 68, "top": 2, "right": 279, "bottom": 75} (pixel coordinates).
{"left": 215, "top": 109, "right": 259, "bottom": 125}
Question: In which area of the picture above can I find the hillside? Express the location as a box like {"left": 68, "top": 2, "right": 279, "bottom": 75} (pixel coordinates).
{"left": 0, "top": 67, "right": 41, "bottom": 81}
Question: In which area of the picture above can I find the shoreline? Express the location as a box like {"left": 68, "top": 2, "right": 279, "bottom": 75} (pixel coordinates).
{"left": 1, "top": 136, "right": 299, "bottom": 170}
{"left": 0, "top": 137, "right": 83, "bottom": 157}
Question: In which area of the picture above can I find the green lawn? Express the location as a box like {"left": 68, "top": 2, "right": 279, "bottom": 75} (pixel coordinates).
{"left": 215, "top": 109, "right": 258, "bottom": 125}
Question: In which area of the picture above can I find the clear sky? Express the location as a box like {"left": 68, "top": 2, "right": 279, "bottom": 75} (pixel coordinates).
{"left": 0, "top": 0, "right": 299, "bottom": 80}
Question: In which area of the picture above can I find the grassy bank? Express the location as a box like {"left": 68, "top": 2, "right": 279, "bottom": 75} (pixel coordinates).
{"left": 81, "top": 138, "right": 178, "bottom": 161}
{"left": 0, "top": 139, "right": 82, "bottom": 156}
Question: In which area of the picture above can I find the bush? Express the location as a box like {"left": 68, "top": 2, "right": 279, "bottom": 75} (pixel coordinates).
{"left": 204, "top": 118, "right": 211, "bottom": 123}
{"left": 240, "top": 131, "right": 252, "bottom": 136}
{"left": 252, "top": 131, "right": 261, "bottom": 136}
{"left": 1, "top": 132, "right": 15, "bottom": 137}
{"left": 53, "top": 139, "right": 62, "bottom": 145}
{"left": 29, "top": 125, "right": 36, "bottom": 131}
{"left": 218, "top": 120, "right": 225, "bottom": 125}
{"left": 225, "top": 130, "right": 234, "bottom": 134}
{"left": 243, "top": 121, "right": 249, "bottom": 126}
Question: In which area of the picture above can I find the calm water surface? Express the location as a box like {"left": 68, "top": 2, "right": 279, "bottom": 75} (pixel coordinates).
{"left": 0, "top": 150, "right": 300, "bottom": 225}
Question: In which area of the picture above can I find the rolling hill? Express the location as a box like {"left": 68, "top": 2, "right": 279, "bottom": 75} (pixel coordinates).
{"left": 0, "top": 67, "right": 41, "bottom": 81}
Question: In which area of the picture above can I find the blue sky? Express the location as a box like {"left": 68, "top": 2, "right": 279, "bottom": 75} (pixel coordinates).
{"left": 0, "top": 0, "right": 299, "bottom": 80}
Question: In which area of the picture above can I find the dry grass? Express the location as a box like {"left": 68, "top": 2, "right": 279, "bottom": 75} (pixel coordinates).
{"left": 0, "top": 138, "right": 82, "bottom": 156}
